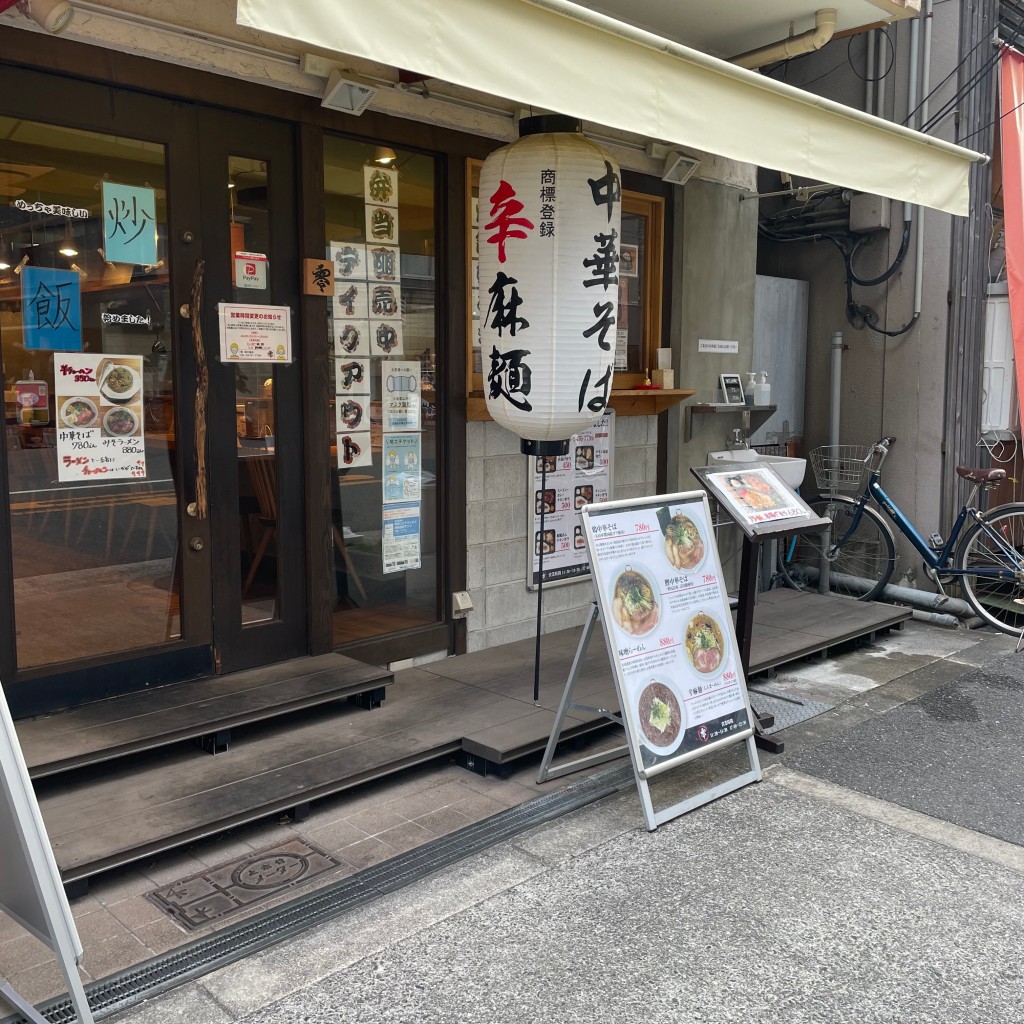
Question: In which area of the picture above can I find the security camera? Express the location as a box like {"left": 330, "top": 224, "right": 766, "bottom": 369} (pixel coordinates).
{"left": 16, "top": 0, "right": 74, "bottom": 33}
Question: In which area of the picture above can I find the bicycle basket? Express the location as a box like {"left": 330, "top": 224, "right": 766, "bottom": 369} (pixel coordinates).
{"left": 809, "top": 444, "right": 873, "bottom": 492}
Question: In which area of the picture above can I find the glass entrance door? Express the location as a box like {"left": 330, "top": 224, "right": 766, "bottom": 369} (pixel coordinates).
{"left": 0, "top": 69, "right": 305, "bottom": 712}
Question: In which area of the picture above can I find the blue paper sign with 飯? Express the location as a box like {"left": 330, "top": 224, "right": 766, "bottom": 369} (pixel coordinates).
{"left": 21, "top": 266, "right": 82, "bottom": 351}
{"left": 102, "top": 181, "right": 158, "bottom": 266}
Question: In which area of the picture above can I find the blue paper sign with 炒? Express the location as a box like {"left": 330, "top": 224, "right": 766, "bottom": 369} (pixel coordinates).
{"left": 102, "top": 181, "right": 158, "bottom": 267}
{"left": 21, "top": 266, "right": 82, "bottom": 351}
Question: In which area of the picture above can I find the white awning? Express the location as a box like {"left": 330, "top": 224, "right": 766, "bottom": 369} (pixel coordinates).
{"left": 237, "top": 0, "right": 983, "bottom": 216}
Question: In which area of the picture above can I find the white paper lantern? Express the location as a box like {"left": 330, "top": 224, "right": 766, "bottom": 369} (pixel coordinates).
{"left": 479, "top": 116, "right": 622, "bottom": 455}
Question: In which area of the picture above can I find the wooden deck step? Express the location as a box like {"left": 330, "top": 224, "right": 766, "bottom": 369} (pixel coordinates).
{"left": 18, "top": 653, "right": 393, "bottom": 779}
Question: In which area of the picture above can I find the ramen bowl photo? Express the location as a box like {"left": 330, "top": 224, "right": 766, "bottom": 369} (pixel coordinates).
{"left": 103, "top": 406, "right": 140, "bottom": 437}
{"left": 60, "top": 396, "right": 98, "bottom": 429}
{"left": 636, "top": 678, "right": 684, "bottom": 755}
{"left": 610, "top": 565, "right": 660, "bottom": 637}
{"left": 684, "top": 611, "right": 728, "bottom": 676}
{"left": 662, "top": 512, "right": 706, "bottom": 572}
{"left": 99, "top": 363, "right": 141, "bottom": 403}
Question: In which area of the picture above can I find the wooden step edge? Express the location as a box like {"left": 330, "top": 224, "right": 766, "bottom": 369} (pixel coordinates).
{"left": 30, "top": 673, "right": 393, "bottom": 780}
{"left": 460, "top": 717, "right": 616, "bottom": 766}
{"left": 58, "top": 740, "right": 462, "bottom": 884}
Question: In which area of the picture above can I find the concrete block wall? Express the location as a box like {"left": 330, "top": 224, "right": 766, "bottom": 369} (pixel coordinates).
{"left": 465, "top": 415, "right": 659, "bottom": 653}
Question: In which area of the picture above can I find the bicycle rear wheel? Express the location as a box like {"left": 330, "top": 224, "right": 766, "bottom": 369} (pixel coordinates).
{"left": 954, "top": 504, "right": 1024, "bottom": 637}
{"left": 778, "top": 496, "right": 896, "bottom": 601}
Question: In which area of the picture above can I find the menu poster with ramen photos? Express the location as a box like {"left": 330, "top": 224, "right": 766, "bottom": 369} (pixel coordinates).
{"left": 582, "top": 492, "right": 754, "bottom": 773}
{"left": 695, "top": 465, "right": 816, "bottom": 538}
{"left": 528, "top": 413, "right": 613, "bottom": 589}
{"left": 54, "top": 354, "right": 147, "bottom": 482}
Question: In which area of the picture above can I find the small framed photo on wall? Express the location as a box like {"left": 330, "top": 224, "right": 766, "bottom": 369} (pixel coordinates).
{"left": 719, "top": 372, "right": 745, "bottom": 405}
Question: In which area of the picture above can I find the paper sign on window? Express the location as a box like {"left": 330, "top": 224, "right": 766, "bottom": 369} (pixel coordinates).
{"left": 102, "top": 182, "right": 158, "bottom": 267}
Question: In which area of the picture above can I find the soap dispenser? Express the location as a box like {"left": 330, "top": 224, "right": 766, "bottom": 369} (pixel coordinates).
{"left": 754, "top": 371, "right": 771, "bottom": 406}
{"left": 743, "top": 372, "right": 756, "bottom": 407}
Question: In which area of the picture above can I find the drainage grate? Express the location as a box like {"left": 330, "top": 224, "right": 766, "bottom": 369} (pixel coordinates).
{"left": 2, "top": 764, "right": 634, "bottom": 1024}
{"left": 747, "top": 687, "right": 835, "bottom": 734}
{"left": 147, "top": 839, "right": 345, "bottom": 931}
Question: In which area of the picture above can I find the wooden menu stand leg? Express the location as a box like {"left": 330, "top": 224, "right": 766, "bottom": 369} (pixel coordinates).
{"left": 735, "top": 535, "right": 784, "bottom": 754}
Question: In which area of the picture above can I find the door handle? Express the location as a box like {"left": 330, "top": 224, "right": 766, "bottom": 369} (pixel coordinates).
{"left": 190, "top": 259, "right": 209, "bottom": 520}
{"left": 189, "top": 537, "right": 205, "bottom": 552}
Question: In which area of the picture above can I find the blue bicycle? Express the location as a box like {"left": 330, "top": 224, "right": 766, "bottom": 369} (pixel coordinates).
{"left": 781, "top": 436, "right": 1024, "bottom": 637}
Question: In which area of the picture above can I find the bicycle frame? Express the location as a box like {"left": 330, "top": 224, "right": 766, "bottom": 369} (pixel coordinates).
{"left": 831, "top": 466, "right": 1024, "bottom": 582}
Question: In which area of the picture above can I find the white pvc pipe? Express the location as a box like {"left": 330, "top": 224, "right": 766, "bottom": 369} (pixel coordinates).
{"left": 830, "top": 331, "right": 843, "bottom": 448}
{"left": 732, "top": 9, "right": 837, "bottom": 70}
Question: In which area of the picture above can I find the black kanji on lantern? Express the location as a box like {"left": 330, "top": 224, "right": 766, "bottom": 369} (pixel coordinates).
{"left": 587, "top": 160, "right": 621, "bottom": 221}
{"left": 583, "top": 230, "right": 619, "bottom": 290}
{"left": 582, "top": 301, "right": 615, "bottom": 350}
{"left": 488, "top": 346, "right": 533, "bottom": 411}
{"left": 577, "top": 365, "right": 612, "bottom": 414}
{"left": 485, "top": 271, "right": 529, "bottom": 337}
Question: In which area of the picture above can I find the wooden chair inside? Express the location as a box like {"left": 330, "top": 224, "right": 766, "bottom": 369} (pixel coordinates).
{"left": 242, "top": 455, "right": 278, "bottom": 598}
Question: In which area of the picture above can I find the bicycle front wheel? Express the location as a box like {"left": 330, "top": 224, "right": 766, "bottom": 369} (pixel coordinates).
{"left": 954, "top": 504, "right": 1024, "bottom": 637}
{"left": 779, "top": 496, "right": 896, "bottom": 601}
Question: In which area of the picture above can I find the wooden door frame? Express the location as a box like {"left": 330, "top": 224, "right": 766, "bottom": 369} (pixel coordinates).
{"left": 196, "top": 107, "right": 307, "bottom": 674}
{"left": 0, "top": 64, "right": 215, "bottom": 713}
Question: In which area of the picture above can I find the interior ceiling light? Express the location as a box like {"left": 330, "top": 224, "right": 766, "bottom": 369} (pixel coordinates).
{"left": 321, "top": 69, "right": 377, "bottom": 116}
{"left": 14, "top": 0, "right": 74, "bottom": 34}
{"left": 59, "top": 222, "right": 78, "bottom": 257}
{"left": 373, "top": 147, "right": 398, "bottom": 166}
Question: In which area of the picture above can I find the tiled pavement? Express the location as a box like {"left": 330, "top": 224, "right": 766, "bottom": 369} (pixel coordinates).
{"left": 0, "top": 620, "right": 1013, "bottom": 1011}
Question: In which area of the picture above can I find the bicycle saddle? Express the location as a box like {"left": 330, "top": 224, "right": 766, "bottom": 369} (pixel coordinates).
{"left": 955, "top": 465, "right": 1007, "bottom": 483}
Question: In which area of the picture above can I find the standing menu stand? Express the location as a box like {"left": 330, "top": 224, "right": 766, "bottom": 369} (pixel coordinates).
{"left": 541, "top": 490, "right": 762, "bottom": 830}
{"left": 691, "top": 464, "right": 831, "bottom": 753}
{"left": 0, "top": 682, "right": 94, "bottom": 1024}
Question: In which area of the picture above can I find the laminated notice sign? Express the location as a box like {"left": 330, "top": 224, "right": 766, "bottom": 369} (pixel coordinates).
{"left": 219, "top": 303, "right": 292, "bottom": 363}
{"left": 382, "top": 433, "right": 420, "bottom": 504}
{"left": 382, "top": 360, "right": 420, "bottom": 431}
{"left": 382, "top": 501, "right": 421, "bottom": 573}
{"left": 583, "top": 492, "right": 759, "bottom": 783}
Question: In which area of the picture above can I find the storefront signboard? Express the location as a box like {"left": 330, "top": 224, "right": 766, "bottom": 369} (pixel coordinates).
{"left": 329, "top": 241, "right": 367, "bottom": 281}
{"left": 332, "top": 319, "right": 371, "bottom": 358}
{"left": 337, "top": 431, "right": 372, "bottom": 469}
{"left": 382, "top": 360, "right": 420, "bottom": 431}
{"left": 382, "top": 433, "right": 421, "bottom": 504}
{"left": 1, "top": 681, "right": 95, "bottom": 1023}
{"left": 218, "top": 303, "right": 292, "bottom": 363}
{"left": 54, "top": 354, "right": 147, "bottom": 482}
{"left": 382, "top": 501, "right": 421, "bottom": 573}
{"left": 234, "top": 251, "right": 268, "bottom": 289}
{"left": 579, "top": 490, "right": 762, "bottom": 828}
{"left": 101, "top": 181, "right": 158, "bottom": 267}
{"left": 21, "top": 266, "right": 82, "bottom": 351}
{"left": 527, "top": 412, "right": 613, "bottom": 590}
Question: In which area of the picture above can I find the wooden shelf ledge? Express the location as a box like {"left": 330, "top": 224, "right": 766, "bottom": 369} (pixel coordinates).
{"left": 466, "top": 388, "right": 695, "bottom": 421}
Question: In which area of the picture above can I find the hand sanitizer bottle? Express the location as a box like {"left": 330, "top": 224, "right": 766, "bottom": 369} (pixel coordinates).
{"left": 743, "top": 372, "right": 756, "bottom": 407}
{"left": 754, "top": 371, "right": 771, "bottom": 406}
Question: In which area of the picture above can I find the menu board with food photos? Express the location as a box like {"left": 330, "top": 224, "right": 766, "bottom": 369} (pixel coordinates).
{"left": 527, "top": 412, "right": 613, "bottom": 590}
{"left": 582, "top": 491, "right": 758, "bottom": 787}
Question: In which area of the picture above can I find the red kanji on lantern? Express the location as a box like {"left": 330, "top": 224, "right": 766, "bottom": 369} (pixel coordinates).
{"left": 485, "top": 179, "right": 535, "bottom": 263}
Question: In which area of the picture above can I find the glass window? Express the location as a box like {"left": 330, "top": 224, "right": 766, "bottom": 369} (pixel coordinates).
{"left": 0, "top": 117, "right": 178, "bottom": 669}
{"left": 323, "top": 136, "right": 439, "bottom": 644}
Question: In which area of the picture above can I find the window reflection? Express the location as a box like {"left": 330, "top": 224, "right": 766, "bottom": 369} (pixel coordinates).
{"left": 323, "top": 137, "right": 439, "bottom": 644}
{"left": 0, "top": 116, "right": 179, "bottom": 669}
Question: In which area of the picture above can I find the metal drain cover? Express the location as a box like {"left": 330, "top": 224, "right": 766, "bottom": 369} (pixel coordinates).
{"left": 147, "top": 839, "right": 344, "bottom": 931}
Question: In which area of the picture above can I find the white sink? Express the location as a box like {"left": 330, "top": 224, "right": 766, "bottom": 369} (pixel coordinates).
{"left": 705, "top": 450, "right": 807, "bottom": 489}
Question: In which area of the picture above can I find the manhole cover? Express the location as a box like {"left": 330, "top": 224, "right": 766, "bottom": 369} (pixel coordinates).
{"left": 148, "top": 838, "right": 344, "bottom": 931}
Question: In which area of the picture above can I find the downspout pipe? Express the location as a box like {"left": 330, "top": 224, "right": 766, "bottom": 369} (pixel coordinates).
{"left": 912, "top": 0, "right": 934, "bottom": 321}
{"left": 798, "top": 566, "right": 977, "bottom": 619}
{"left": 731, "top": 9, "right": 838, "bottom": 70}
{"left": 830, "top": 331, "right": 843, "bottom": 449}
